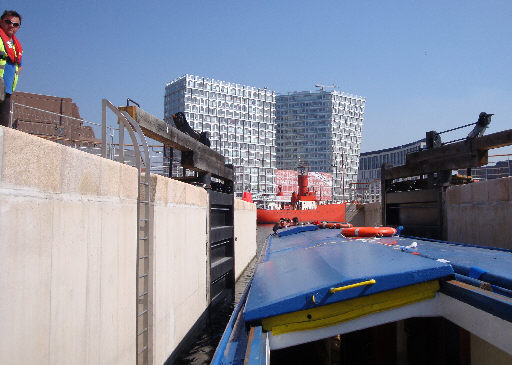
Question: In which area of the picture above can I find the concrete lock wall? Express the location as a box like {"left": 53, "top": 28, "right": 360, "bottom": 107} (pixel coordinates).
{"left": 344, "top": 203, "right": 365, "bottom": 226}
{"left": 446, "top": 177, "right": 512, "bottom": 250}
{"left": 0, "top": 126, "right": 257, "bottom": 364}
{"left": 363, "top": 202, "right": 382, "bottom": 226}
{"left": 346, "top": 202, "right": 382, "bottom": 227}
{"left": 148, "top": 173, "right": 209, "bottom": 365}
{"left": 234, "top": 199, "right": 257, "bottom": 280}
{"left": 0, "top": 127, "right": 138, "bottom": 364}
{"left": 151, "top": 180, "right": 256, "bottom": 364}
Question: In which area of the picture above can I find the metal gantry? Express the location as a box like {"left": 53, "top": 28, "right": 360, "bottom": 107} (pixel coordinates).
{"left": 381, "top": 123, "right": 512, "bottom": 240}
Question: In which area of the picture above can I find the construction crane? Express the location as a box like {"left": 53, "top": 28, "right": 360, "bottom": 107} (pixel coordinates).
{"left": 315, "top": 83, "right": 338, "bottom": 91}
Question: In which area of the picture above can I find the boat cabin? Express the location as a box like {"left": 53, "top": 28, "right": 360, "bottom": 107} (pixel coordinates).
{"left": 296, "top": 200, "right": 317, "bottom": 210}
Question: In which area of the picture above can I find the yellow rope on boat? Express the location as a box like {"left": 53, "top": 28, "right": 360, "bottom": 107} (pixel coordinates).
{"left": 330, "top": 279, "right": 376, "bottom": 294}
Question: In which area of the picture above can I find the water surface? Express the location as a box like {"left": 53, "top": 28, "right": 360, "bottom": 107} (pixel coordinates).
{"left": 176, "top": 224, "right": 273, "bottom": 364}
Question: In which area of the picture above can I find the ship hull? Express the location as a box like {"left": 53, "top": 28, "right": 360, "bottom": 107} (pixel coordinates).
{"left": 257, "top": 203, "right": 346, "bottom": 223}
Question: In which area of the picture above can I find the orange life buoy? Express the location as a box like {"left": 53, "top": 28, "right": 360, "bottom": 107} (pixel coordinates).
{"left": 341, "top": 226, "right": 397, "bottom": 237}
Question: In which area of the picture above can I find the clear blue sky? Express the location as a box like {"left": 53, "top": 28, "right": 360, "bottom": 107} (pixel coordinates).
{"left": 7, "top": 1, "right": 512, "bottom": 155}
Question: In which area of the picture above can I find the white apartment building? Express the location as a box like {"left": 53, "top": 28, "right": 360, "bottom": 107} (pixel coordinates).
{"left": 164, "top": 75, "right": 276, "bottom": 199}
{"left": 276, "top": 90, "right": 365, "bottom": 201}
{"left": 357, "top": 139, "right": 426, "bottom": 202}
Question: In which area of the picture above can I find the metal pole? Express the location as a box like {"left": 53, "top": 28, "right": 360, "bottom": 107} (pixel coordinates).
{"left": 341, "top": 150, "right": 345, "bottom": 201}
{"left": 331, "top": 163, "right": 335, "bottom": 201}
{"left": 336, "top": 163, "right": 339, "bottom": 202}
{"left": 101, "top": 99, "right": 107, "bottom": 158}
{"left": 9, "top": 99, "right": 13, "bottom": 128}
{"left": 119, "top": 121, "right": 125, "bottom": 163}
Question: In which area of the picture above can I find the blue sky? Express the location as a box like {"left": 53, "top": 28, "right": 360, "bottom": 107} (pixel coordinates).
{"left": 7, "top": 1, "right": 512, "bottom": 155}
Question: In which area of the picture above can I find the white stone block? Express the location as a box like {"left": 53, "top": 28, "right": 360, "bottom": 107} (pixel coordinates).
{"left": 49, "top": 200, "right": 89, "bottom": 364}
{"left": 0, "top": 195, "right": 53, "bottom": 364}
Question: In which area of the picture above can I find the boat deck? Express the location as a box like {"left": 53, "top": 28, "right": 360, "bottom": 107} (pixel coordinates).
{"left": 244, "top": 227, "right": 455, "bottom": 322}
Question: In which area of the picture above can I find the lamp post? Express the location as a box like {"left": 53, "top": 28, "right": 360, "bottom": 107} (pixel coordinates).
{"left": 332, "top": 150, "right": 346, "bottom": 202}
{"left": 341, "top": 149, "right": 345, "bottom": 201}
{"left": 331, "top": 162, "right": 338, "bottom": 202}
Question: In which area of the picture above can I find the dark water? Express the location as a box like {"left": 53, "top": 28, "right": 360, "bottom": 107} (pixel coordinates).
{"left": 175, "top": 224, "right": 274, "bottom": 364}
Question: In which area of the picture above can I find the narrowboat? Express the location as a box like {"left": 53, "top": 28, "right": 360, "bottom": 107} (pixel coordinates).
{"left": 212, "top": 224, "right": 512, "bottom": 364}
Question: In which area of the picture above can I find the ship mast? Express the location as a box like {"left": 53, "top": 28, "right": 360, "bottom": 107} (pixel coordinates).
{"left": 297, "top": 165, "right": 308, "bottom": 197}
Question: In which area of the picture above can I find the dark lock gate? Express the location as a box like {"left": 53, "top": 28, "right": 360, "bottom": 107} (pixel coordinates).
{"left": 207, "top": 189, "right": 235, "bottom": 306}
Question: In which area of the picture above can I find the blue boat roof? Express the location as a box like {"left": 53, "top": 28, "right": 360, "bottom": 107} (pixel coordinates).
{"left": 244, "top": 227, "right": 454, "bottom": 322}
{"left": 244, "top": 227, "right": 512, "bottom": 323}
{"left": 388, "top": 236, "right": 512, "bottom": 290}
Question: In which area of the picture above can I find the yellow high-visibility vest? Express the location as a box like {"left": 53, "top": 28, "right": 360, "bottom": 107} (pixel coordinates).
{"left": 0, "top": 38, "right": 20, "bottom": 93}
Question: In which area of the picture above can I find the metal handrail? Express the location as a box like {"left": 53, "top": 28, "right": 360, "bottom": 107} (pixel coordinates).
{"left": 102, "top": 99, "right": 152, "bottom": 365}
{"left": 11, "top": 101, "right": 119, "bottom": 159}
{"left": 12, "top": 102, "right": 102, "bottom": 125}
{"left": 120, "top": 110, "right": 151, "bottom": 171}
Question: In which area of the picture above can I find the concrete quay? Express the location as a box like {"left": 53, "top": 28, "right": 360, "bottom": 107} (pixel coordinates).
{"left": 0, "top": 126, "right": 256, "bottom": 364}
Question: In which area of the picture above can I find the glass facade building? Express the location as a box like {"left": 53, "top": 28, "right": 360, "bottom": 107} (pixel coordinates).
{"left": 275, "top": 90, "right": 365, "bottom": 201}
{"left": 357, "top": 139, "right": 426, "bottom": 202}
{"left": 457, "top": 160, "right": 512, "bottom": 181}
{"left": 164, "top": 74, "right": 277, "bottom": 200}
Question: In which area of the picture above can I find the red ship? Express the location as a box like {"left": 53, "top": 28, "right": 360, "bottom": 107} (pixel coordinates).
{"left": 256, "top": 165, "right": 346, "bottom": 224}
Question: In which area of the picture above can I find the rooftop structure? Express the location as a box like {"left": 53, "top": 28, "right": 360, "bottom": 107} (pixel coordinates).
{"left": 164, "top": 74, "right": 276, "bottom": 200}
{"left": 275, "top": 89, "right": 365, "bottom": 201}
{"left": 9, "top": 92, "right": 98, "bottom": 145}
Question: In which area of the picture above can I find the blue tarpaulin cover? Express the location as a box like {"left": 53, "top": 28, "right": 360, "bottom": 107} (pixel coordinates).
{"left": 244, "top": 228, "right": 455, "bottom": 322}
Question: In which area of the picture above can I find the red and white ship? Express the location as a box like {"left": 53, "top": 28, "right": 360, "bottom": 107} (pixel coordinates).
{"left": 256, "top": 166, "right": 346, "bottom": 224}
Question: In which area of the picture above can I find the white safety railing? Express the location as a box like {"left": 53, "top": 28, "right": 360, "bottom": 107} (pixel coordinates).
{"left": 10, "top": 102, "right": 117, "bottom": 158}
{"left": 10, "top": 101, "right": 172, "bottom": 179}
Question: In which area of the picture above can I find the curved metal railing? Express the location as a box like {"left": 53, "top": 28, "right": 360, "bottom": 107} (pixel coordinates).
{"left": 102, "top": 99, "right": 152, "bottom": 365}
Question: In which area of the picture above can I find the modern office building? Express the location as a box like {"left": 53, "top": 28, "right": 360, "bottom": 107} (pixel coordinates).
{"left": 275, "top": 89, "right": 365, "bottom": 201}
{"left": 457, "top": 159, "right": 512, "bottom": 180}
{"left": 357, "top": 139, "right": 426, "bottom": 202}
{"left": 164, "top": 74, "right": 277, "bottom": 200}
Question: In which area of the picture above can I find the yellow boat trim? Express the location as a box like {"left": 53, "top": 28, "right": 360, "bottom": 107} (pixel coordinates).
{"left": 262, "top": 280, "right": 439, "bottom": 336}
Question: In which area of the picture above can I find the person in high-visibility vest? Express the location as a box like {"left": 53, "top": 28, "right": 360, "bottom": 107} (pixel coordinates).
{"left": 0, "top": 10, "right": 23, "bottom": 127}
